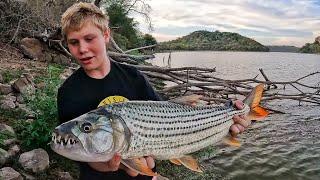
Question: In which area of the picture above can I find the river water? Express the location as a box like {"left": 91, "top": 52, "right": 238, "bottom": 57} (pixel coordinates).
{"left": 148, "top": 51, "right": 320, "bottom": 180}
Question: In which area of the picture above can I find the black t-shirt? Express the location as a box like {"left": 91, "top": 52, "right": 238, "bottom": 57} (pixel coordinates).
{"left": 57, "top": 61, "right": 161, "bottom": 180}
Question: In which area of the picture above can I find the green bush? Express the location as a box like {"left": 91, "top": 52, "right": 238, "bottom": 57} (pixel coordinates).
{"left": 16, "top": 65, "right": 63, "bottom": 150}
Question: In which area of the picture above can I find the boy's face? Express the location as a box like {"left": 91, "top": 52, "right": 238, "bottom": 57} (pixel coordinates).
{"left": 66, "top": 21, "right": 110, "bottom": 72}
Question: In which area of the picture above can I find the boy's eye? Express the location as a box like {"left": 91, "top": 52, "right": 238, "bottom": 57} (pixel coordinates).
{"left": 68, "top": 40, "right": 78, "bottom": 46}
{"left": 85, "top": 37, "right": 94, "bottom": 42}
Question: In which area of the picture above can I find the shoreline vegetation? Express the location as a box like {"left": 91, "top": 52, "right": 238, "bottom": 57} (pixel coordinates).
{"left": 156, "top": 30, "right": 320, "bottom": 54}
{"left": 157, "top": 30, "right": 269, "bottom": 52}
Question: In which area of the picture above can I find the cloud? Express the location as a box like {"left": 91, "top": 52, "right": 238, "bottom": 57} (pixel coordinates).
{"left": 134, "top": 0, "right": 320, "bottom": 46}
{"left": 149, "top": 33, "right": 179, "bottom": 42}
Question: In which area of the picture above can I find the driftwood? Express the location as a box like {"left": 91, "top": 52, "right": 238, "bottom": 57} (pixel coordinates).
{"left": 22, "top": 25, "right": 320, "bottom": 108}
{"left": 106, "top": 47, "right": 320, "bottom": 107}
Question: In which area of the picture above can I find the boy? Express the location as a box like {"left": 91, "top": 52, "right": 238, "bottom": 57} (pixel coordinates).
{"left": 57, "top": 2, "right": 249, "bottom": 180}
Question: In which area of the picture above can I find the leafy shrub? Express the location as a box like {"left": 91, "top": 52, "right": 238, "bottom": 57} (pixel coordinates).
{"left": 16, "top": 65, "right": 63, "bottom": 150}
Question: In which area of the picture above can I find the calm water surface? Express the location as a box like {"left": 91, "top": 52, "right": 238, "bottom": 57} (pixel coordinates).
{"left": 149, "top": 51, "right": 320, "bottom": 180}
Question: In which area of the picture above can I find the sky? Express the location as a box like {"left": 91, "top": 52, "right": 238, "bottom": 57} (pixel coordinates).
{"left": 132, "top": 0, "right": 320, "bottom": 47}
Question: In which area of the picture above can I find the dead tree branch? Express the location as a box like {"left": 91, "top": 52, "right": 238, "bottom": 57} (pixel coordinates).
{"left": 124, "top": 44, "right": 156, "bottom": 53}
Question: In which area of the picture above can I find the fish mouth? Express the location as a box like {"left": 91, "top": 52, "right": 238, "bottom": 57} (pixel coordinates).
{"left": 51, "top": 131, "right": 114, "bottom": 162}
{"left": 51, "top": 132, "right": 80, "bottom": 149}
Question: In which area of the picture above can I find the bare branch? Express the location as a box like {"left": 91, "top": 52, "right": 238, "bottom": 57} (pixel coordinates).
{"left": 8, "top": 18, "right": 26, "bottom": 44}
{"left": 124, "top": 44, "right": 156, "bottom": 53}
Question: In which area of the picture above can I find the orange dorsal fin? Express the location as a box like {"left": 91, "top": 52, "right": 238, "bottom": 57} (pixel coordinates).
{"left": 176, "top": 155, "right": 203, "bottom": 173}
{"left": 243, "top": 84, "right": 269, "bottom": 121}
{"left": 169, "top": 94, "right": 203, "bottom": 106}
{"left": 121, "top": 158, "right": 158, "bottom": 176}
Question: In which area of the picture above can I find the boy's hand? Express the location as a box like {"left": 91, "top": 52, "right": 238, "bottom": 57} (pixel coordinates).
{"left": 89, "top": 154, "right": 155, "bottom": 177}
{"left": 230, "top": 100, "right": 251, "bottom": 137}
{"left": 88, "top": 153, "right": 121, "bottom": 172}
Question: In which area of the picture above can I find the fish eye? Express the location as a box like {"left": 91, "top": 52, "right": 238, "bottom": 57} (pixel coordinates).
{"left": 81, "top": 122, "right": 92, "bottom": 133}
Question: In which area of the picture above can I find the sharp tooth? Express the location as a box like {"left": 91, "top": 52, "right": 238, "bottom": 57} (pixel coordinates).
{"left": 57, "top": 135, "right": 61, "bottom": 144}
{"left": 63, "top": 138, "right": 67, "bottom": 146}
{"left": 66, "top": 139, "right": 72, "bottom": 148}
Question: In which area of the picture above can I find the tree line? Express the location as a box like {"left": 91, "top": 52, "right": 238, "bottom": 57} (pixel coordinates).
{"left": 0, "top": 0, "right": 157, "bottom": 50}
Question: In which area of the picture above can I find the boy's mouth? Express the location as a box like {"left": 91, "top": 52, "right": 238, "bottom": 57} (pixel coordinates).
{"left": 80, "top": 57, "right": 93, "bottom": 64}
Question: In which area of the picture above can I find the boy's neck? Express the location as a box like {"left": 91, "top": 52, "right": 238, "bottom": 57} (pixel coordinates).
{"left": 84, "top": 58, "right": 111, "bottom": 79}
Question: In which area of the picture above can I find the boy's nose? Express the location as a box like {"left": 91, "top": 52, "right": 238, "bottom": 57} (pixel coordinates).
{"left": 79, "top": 42, "right": 88, "bottom": 54}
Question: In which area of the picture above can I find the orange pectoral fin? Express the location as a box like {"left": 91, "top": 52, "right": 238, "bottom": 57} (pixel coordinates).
{"left": 121, "top": 158, "right": 158, "bottom": 176}
{"left": 176, "top": 155, "right": 203, "bottom": 173}
{"left": 247, "top": 106, "right": 269, "bottom": 121}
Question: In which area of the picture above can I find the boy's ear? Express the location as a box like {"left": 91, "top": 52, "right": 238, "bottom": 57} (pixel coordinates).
{"left": 104, "top": 28, "right": 111, "bottom": 42}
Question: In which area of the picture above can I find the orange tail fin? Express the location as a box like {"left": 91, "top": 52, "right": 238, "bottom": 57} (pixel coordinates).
{"left": 243, "top": 84, "right": 269, "bottom": 121}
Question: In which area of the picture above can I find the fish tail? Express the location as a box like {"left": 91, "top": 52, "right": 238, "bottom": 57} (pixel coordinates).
{"left": 243, "top": 84, "right": 269, "bottom": 121}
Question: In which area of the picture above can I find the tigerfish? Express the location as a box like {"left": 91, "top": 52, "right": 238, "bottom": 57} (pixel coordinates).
{"left": 51, "top": 84, "right": 268, "bottom": 176}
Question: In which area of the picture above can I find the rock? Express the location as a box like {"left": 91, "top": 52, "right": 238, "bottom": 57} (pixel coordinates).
{"left": 26, "top": 119, "right": 34, "bottom": 123}
{"left": 0, "top": 100, "right": 16, "bottom": 109}
{"left": 20, "top": 38, "right": 44, "bottom": 60}
{"left": 0, "top": 167, "right": 23, "bottom": 180}
{"left": 8, "top": 145, "right": 20, "bottom": 157}
{"left": 3, "top": 94, "right": 17, "bottom": 102}
{"left": 0, "top": 83, "right": 13, "bottom": 95}
{"left": 0, "top": 124, "right": 17, "bottom": 146}
{"left": 18, "top": 148, "right": 49, "bottom": 173}
{"left": 0, "top": 123, "right": 15, "bottom": 135}
{"left": 58, "top": 172, "right": 73, "bottom": 180}
{"left": 44, "top": 52, "right": 53, "bottom": 62}
{"left": 16, "top": 94, "right": 24, "bottom": 104}
{"left": 3, "top": 138, "right": 18, "bottom": 146}
{"left": 53, "top": 54, "right": 71, "bottom": 65}
{"left": 0, "top": 148, "right": 9, "bottom": 166}
{"left": 21, "top": 172, "right": 36, "bottom": 180}
{"left": 315, "top": 36, "right": 320, "bottom": 44}
{"left": 35, "top": 82, "right": 46, "bottom": 89}
{"left": 12, "top": 73, "right": 35, "bottom": 95}
{"left": 0, "top": 95, "right": 16, "bottom": 109}
{"left": 16, "top": 104, "right": 35, "bottom": 118}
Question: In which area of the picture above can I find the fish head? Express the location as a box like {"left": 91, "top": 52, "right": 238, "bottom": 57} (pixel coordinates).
{"left": 51, "top": 107, "right": 128, "bottom": 162}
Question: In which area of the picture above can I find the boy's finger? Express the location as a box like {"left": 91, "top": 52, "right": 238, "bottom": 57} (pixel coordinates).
{"left": 235, "top": 124, "right": 245, "bottom": 133}
{"left": 230, "top": 124, "right": 240, "bottom": 136}
{"left": 145, "top": 156, "right": 155, "bottom": 169}
{"left": 234, "top": 100, "right": 244, "bottom": 109}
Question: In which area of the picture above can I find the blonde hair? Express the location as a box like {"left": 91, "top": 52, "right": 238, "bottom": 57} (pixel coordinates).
{"left": 61, "top": 2, "right": 109, "bottom": 38}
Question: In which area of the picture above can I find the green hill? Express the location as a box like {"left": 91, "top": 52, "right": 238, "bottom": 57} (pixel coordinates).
{"left": 300, "top": 37, "right": 320, "bottom": 54}
{"left": 158, "top": 30, "right": 269, "bottom": 52}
